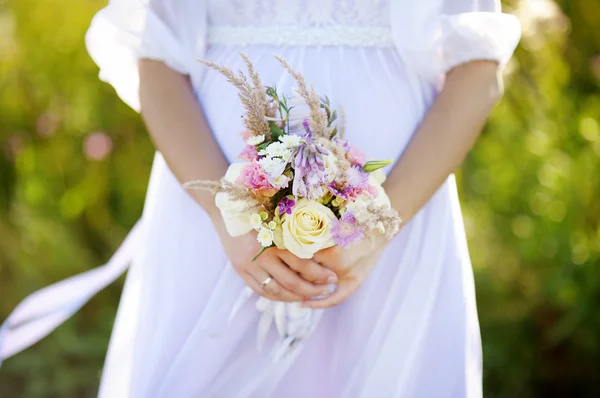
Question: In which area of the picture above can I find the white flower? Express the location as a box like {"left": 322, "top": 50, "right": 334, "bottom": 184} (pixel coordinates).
{"left": 341, "top": 175, "right": 392, "bottom": 224}
{"left": 249, "top": 213, "right": 263, "bottom": 230}
{"left": 368, "top": 174, "right": 392, "bottom": 208}
{"left": 343, "top": 195, "right": 372, "bottom": 222}
{"left": 246, "top": 134, "right": 265, "bottom": 146}
{"left": 345, "top": 196, "right": 370, "bottom": 214}
{"left": 215, "top": 163, "right": 254, "bottom": 237}
{"left": 271, "top": 174, "right": 290, "bottom": 189}
{"left": 259, "top": 157, "right": 287, "bottom": 179}
{"left": 267, "top": 221, "right": 277, "bottom": 230}
{"left": 279, "top": 134, "right": 303, "bottom": 149}
{"left": 323, "top": 153, "right": 338, "bottom": 183}
{"left": 370, "top": 169, "right": 387, "bottom": 185}
{"left": 265, "top": 142, "right": 290, "bottom": 158}
{"left": 257, "top": 226, "right": 274, "bottom": 247}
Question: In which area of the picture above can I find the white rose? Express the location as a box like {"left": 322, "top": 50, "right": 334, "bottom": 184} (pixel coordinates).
{"left": 369, "top": 174, "right": 391, "bottom": 209}
{"left": 370, "top": 169, "right": 387, "bottom": 185}
{"left": 215, "top": 163, "right": 254, "bottom": 237}
{"left": 281, "top": 199, "right": 336, "bottom": 259}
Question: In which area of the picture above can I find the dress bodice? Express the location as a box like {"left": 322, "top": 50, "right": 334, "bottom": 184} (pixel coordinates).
{"left": 207, "top": 0, "right": 393, "bottom": 47}
{"left": 83, "top": 0, "right": 521, "bottom": 110}
{"left": 207, "top": 0, "right": 391, "bottom": 28}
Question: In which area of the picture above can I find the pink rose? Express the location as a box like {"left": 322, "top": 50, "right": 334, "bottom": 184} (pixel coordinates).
{"left": 236, "top": 162, "right": 279, "bottom": 197}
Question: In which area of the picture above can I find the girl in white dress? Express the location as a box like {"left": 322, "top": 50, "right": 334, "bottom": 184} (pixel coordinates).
{"left": 0, "top": 0, "right": 520, "bottom": 396}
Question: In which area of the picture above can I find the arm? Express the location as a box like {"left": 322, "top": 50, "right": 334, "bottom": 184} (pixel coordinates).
{"left": 385, "top": 60, "right": 503, "bottom": 222}
{"left": 308, "top": 60, "right": 503, "bottom": 309}
{"left": 138, "top": 60, "right": 336, "bottom": 299}
{"left": 138, "top": 59, "right": 228, "bottom": 219}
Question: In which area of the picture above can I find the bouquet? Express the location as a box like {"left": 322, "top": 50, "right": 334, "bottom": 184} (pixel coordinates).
{"left": 185, "top": 54, "right": 401, "bottom": 357}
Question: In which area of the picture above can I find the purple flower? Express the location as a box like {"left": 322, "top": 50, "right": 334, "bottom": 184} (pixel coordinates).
{"left": 291, "top": 135, "right": 330, "bottom": 199}
{"left": 330, "top": 212, "right": 365, "bottom": 248}
{"left": 346, "top": 166, "right": 369, "bottom": 189}
{"left": 327, "top": 183, "right": 351, "bottom": 200}
{"left": 302, "top": 119, "right": 312, "bottom": 135}
{"left": 278, "top": 197, "right": 296, "bottom": 215}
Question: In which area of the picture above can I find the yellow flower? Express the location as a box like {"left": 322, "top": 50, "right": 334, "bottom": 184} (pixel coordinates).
{"left": 281, "top": 199, "right": 336, "bottom": 259}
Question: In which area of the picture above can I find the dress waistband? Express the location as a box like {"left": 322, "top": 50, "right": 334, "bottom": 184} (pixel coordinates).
{"left": 207, "top": 26, "right": 395, "bottom": 48}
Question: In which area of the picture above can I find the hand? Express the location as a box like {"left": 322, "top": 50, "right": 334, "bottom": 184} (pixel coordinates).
{"left": 302, "top": 237, "right": 388, "bottom": 309}
{"left": 213, "top": 217, "right": 338, "bottom": 302}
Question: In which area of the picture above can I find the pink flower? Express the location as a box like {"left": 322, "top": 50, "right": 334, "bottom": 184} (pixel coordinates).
{"left": 346, "top": 143, "right": 366, "bottom": 167}
{"left": 240, "top": 129, "right": 254, "bottom": 141}
{"left": 237, "top": 144, "right": 258, "bottom": 161}
{"left": 236, "top": 162, "right": 279, "bottom": 197}
{"left": 365, "top": 184, "right": 379, "bottom": 199}
{"left": 84, "top": 132, "right": 113, "bottom": 161}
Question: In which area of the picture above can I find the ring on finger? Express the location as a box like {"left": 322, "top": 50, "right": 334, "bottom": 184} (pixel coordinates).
{"left": 260, "top": 276, "right": 273, "bottom": 288}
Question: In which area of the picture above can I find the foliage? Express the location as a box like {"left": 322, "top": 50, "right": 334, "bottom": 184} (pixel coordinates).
{"left": 0, "top": 0, "right": 599, "bottom": 397}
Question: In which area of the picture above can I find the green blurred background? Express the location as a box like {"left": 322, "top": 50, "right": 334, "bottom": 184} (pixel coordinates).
{"left": 1, "top": 0, "right": 599, "bottom": 396}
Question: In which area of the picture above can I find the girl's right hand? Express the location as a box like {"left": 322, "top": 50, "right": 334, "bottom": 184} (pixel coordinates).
{"left": 213, "top": 217, "right": 338, "bottom": 302}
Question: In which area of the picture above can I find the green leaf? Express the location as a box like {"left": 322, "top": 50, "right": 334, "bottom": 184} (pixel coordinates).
{"left": 252, "top": 246, "right": 273, "bottom": 262}
{"left": 328, "top": 110, "right": 337, "bottom": 126}
{"left": 362, "top": 160, "right": 393, "bottom": 172}
{"left": 330, "top": 125, "right": 338, "bottom": 138}
{"left": 257, "top": 142, "right": 270, "bottom": 151}
{"left": 269, "top": 121, "right": 285, "bottom": 141}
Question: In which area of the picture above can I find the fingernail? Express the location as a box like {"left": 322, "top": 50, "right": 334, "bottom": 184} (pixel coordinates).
{"left": 326, "top": 276, "right": 337, "bottom": 284}
{"left": 321, "top": 288, "right": 330, "bottom": 296}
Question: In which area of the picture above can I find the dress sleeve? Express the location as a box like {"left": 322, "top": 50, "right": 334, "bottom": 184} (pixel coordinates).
{"left": 85, "top": 0, "right": 207, "bottom": 111}
{"left": 390, "top": 0, "right": 521, "bottom": 85}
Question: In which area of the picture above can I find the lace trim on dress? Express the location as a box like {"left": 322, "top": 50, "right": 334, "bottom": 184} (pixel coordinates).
{"left": 207, "top": 26, "right": 394, "bottom": 47}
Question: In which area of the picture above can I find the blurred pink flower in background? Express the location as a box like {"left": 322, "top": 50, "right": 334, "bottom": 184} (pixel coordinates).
{"left": 83, "top": 132, "right": 113, "bottom": 161}
{"left": 36, "top": 112, "right": 60, "bottom": 137}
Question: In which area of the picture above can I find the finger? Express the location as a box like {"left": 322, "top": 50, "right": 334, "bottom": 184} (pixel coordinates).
{"left": 313, "top": 246, "right": 347, "bottom": 274}
{"left": 278, "top": 250, "right": 338, "bottom": 284}
{"left": 262, "top": 259, "right": 331, "bottom": 298}
{"left": 300, "top": 280, "right": 356, "bottom": 309}
{"left": 239, "top": 270, "right": 274, "bottom": 298}
{"left": 246, "top": 269, "right": 305, "bottom": 302}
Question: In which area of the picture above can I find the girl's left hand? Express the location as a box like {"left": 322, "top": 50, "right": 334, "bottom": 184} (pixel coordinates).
{"left": 301, "top": 237, "right": 388, "bottom": 309}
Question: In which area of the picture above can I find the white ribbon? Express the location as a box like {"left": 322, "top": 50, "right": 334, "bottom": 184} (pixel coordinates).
{"left": 0, "top": 218, "right": 324, "bottom": 367}
{"left": 0, "top": 220, "right": 143, "bottom": 367}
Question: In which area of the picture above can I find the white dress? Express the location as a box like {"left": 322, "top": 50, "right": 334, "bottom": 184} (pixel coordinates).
{"left": 0, "top": 0, "right": 521, "bottom": 397}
